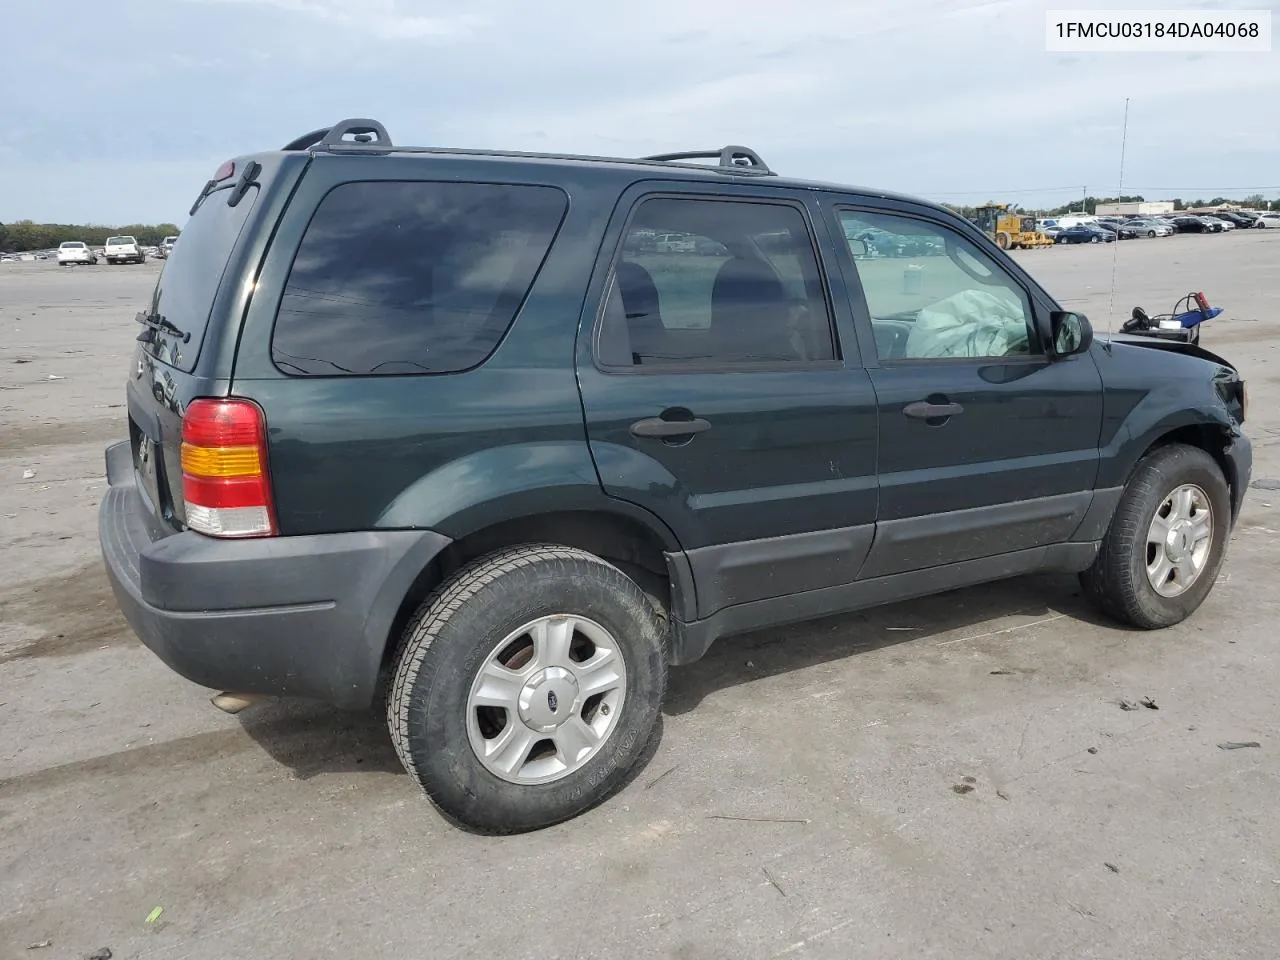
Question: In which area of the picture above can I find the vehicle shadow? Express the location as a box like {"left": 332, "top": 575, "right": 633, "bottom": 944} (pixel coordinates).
{"left": 664, "top": 572, "right": 1121, "bottom": 716}
{"left": 231, "top": 685, "right": 665, "bottom": 801}
{"left": 228, "top": 574, "right": 1117, "bottom": 784}
{"left": 235, "top": 696, "right": 405, "bottom": 780}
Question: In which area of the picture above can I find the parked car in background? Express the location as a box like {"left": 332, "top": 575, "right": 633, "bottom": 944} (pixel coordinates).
{"left": 57, "top": 241, "right": 98, "bottom": 265}
{"left": 1253, "top": 212, "right": 1280, "bottom": 228}
{"left": 1118, "top": 219, "right": 1174, "bottom": 239}
{"left": 1197, "top": 217, "right": 1226, "bottom": 233}
{"left": 1167, "top": 216, "right": 1212, "bottom": 234}
{"left": 1206, "top": 215, "right": 1235, "bottom": 230}
{"left": 104, "top": 236, "right": 146, "bottom": 264}
{"left": 1214, "top": 212, "right": 1254, "bottom": 228}
{"left": 1056, "top": 223, "right": 1116, "bottom": 244}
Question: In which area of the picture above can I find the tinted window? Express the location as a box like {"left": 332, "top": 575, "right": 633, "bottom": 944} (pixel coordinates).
{"left": 144, "top": 189, "right": 258, "bottom": 372}
{"left": 60, "top": 242, "right": 84, "bottom": 249}
{"left": 840, "top": 210, "right": 1037, "bottom": 361}
{"left": 271, "top": 181, "right": 567, "bottom": 376}
{"left": 596, "top": 197, "right": 834, "bottom": 368}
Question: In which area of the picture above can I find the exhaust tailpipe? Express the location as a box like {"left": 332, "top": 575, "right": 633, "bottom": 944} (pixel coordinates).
{"left": 211, "top": 692, "right": 263, "bottom": 715}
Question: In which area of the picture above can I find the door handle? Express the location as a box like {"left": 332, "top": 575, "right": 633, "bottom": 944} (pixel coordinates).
{"left": 903, "top": 401, "right": 964, "bottom": 420}
{"left": 630, "top": 416, "right": 712, "bottom": 439}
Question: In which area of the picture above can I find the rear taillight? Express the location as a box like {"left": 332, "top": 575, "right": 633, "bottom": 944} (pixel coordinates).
{"left": 180, "top": 398, "right": 276, "bottom": 538}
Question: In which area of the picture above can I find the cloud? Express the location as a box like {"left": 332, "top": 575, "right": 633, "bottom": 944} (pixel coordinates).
{"left": 1, "top": 0, "right": 1277, "bottom": 223}
{"left": 182, "top": 0, "right": 488, "bottom": 40}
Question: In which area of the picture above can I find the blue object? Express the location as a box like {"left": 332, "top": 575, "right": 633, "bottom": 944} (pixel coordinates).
{"left": 1172, "top": 306, "right": 1222, "bottom": 328}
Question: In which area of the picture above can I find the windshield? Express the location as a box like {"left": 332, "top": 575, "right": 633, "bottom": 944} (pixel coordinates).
{"left": 60, "top": 242, "right": 85, "bottom": 249}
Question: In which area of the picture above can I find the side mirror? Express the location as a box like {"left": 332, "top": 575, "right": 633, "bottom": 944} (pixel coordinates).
{"left": 1049, "top": 311, "right": 1093, "bottom": 357}
{"left": 847, "top": 239, "right": 867, "bottom": 258}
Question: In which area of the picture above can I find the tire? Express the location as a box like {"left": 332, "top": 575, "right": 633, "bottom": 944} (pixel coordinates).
{"left": 1081, "top": 444, "right": 1230, "bottom": 629}
{"left": 1148, "top": 231, "right": 1156, "bottom": 238}
{"left": 388, "top": 544, "right": 667, "bottom": 833}
{"left": 1090, "top": 236, "right": 1099, "bottom": 243}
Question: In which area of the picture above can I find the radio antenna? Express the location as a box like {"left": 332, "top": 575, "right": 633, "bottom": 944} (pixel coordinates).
{"left": 1106, "top": 97, "right": 1130, "bottom": 340}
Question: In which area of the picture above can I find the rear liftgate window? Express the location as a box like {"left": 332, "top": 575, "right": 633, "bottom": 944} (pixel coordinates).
{"left": 271, "top": 181, "right": 568, "bottom": 376}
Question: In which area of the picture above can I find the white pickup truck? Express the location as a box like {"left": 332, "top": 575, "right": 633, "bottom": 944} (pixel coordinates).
{"left": 104, "top": 236, "right": 146, "bottom": 265}
{"left": 56, "top": 241, "right": 97, "bottom": 266}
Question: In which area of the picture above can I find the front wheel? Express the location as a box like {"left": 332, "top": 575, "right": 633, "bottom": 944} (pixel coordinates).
{"left": 388, "top": 544, "right": 667, "bottom": 833}
{"left": 1081, "top": 444, "right": 1231, "bottom": 629}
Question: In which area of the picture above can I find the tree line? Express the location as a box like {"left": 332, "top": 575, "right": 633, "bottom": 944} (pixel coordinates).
{"left": 0, "top": 220, "right": 182, "bottom": 253}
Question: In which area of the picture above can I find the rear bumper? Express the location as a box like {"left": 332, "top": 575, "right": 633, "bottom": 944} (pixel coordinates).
{"left": 98, "top": 441, "right": 451, "bottom": 707}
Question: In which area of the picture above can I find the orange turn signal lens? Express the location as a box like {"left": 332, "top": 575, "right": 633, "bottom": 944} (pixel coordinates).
{"left": 180, "top": 443, "right": 261, "bottom": 478}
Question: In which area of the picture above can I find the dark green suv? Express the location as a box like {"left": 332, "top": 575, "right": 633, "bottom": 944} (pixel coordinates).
{"left": 99, "top": 119, "right": 1252, "bottom": 833}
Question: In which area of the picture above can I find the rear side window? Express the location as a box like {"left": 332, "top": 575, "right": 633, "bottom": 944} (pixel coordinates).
{"left": 595, "top": 197, "right": 835, "bottom": 368}
{"left": 271, "top": 181, "right": 568, "bottom": 376}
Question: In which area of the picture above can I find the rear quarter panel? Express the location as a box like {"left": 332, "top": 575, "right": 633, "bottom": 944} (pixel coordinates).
{"left": 229, "top": 155, "right": 644, "bottom": 538}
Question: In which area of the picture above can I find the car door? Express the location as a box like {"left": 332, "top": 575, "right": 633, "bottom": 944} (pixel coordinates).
{"left": 825, "top": 201, "right": 1104, "bottom": 579}
{"left": 576, "top": 182, "right": 879, "bottom": 619}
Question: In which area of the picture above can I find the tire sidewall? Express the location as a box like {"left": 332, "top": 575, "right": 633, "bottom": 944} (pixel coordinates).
{"left": 1122, "top": 448, "right": 1231, "bottom": 626}
{"left": 398, "top": 551, "right": 665, "bottom": 831}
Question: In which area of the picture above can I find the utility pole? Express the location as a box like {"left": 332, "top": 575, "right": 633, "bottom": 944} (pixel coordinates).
{"left": 1082, "top": 186, "right": 1087, "bottom": 214}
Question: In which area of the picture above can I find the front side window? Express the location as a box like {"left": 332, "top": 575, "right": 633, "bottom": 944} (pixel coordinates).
{"left": 271, "top": 180, "right": 567, "bottom": 376}
{"left": 839, "top": 210, "right": 1037, "bottom": 361}
{"left": 596, "top": 197, "right": 835, "bottom": 368}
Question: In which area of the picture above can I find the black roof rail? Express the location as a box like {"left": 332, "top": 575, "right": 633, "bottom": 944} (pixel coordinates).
{"left": 642, "top": 145, "right": 773, "bottom": 176}
{"left": 282, "top": 118, "right": 393, "bottom": 153}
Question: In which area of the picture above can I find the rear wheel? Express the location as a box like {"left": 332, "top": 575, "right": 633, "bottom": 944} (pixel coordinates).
{"left": 388, "top": 544, "right": 667, "bottom": 833}
{"left": 1148, "top": 230, "right": 1156, "bottom": 238}
{"left": 1081, "top": 444, "right": 1230, "bottom": 629}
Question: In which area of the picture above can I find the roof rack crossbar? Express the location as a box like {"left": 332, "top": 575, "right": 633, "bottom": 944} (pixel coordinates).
{"left": 283, "top": 118, "right": 393, "bottom": 153}
{"left": 642, "top": 145, "right": 772, "bottom": 175}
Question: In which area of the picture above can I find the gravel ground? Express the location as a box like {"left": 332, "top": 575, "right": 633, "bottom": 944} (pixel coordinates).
{"left": 1, "top": 232, "right": 1278, "bottom": 960}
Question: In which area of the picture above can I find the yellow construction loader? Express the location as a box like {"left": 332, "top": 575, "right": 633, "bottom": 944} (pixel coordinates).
{"left": 974, "top": 204, "right": 1054, "bottom": 250}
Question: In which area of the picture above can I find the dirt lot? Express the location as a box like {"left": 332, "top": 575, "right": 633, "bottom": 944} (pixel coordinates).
{"left": 2, "top": 233, "right": 1279, "bottom": 960}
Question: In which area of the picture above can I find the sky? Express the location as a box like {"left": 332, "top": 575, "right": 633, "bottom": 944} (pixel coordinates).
{"left": 2, "top": 0, "right": 1278, "bottom": 225}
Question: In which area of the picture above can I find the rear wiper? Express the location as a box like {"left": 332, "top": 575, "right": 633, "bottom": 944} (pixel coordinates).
{"left": 135, "top": 310, "right": 191, "bottom": 343}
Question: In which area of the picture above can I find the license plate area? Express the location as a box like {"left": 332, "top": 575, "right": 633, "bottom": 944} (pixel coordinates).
{"left": 131, "top": 419, "right": 166, "bottom": 518}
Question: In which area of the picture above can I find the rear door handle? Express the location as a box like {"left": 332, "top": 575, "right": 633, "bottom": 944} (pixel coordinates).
{"left": 630, "top": 417, "right": 712, "bottom": 438}
{"left": 903, "top": 401, "right": 964, "bottom": 420}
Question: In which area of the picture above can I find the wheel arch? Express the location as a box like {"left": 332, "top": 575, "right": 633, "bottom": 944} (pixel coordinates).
{"left": 375, "top": 506, "right": 688, "bottom": 676}
{"left": 1128, "top": 422, "right": 1240, "bottom": 520}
